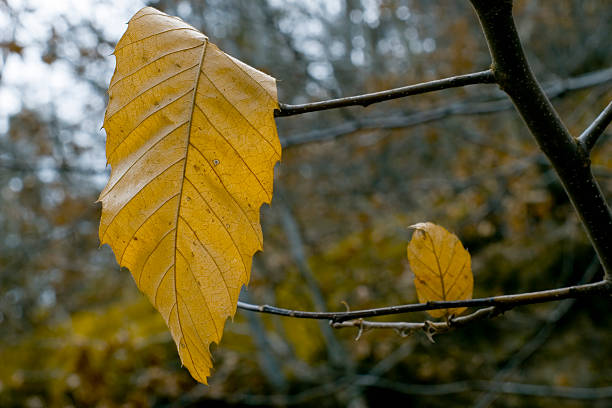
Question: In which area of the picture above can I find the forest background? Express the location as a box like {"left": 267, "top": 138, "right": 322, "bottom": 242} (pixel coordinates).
{"left": 0, "top": 0, "right": 611, "bottom": 407}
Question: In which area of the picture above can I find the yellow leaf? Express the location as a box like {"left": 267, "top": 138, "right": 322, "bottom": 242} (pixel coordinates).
{"left": 406, "top": 222, "right": 473, "bottom": 318}
{"left": 98, "top": 7, "right": 280, "bottom": 384}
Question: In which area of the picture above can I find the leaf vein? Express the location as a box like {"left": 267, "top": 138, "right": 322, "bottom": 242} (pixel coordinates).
{"left": 445, "top": 259, "right": 469, "bottom": 296}
{"left": 100, "top": 121, "right": 188, "bottom": 201}
{"left": 425, "top": 232, "right": 447, "bottom": 300}
{"left": 153, "top": 262, "right": 174, "bottom": 306}
{"left": 197, "top": 69, "right": 280, "bottom": 157}
{"left": 119, "top": 192, "right": 179, "bottom": 266}
{"left": 407, "top": 247, "right": 441, "bottom": 278}
{"left": 187, "top": 142, "right": 263, "bottom": 247}
{"left": 415, "top": 282, "right": 444, "bottom": 302}
{"left": 192, "top": 103, "right": 271, "bottom": 201}
{"left": 176, "top": 248, "right": 221, "bottom": 339}
{"left": 222, "top": 52, "right": 276, "bottom": 101}
{"left": 178, "top": 215, "right": 233, "bottom": 308}
{"left": 184, "top": 176, "right": 248, "bottom": 280}
{"left": 106, "top": 89, "right": 192, "bottom": 161}
{"left": 100, "top": 158, "right": 184, "bottom": 241}
{"left": 172, "top": 301, "right": 205, "bottom": 382}
{"left": 178, "top": 292, "right": 214, "bottom": 353}
{"left": 139, "top": 226, "right": 176, "bottom": 288}
{"left": 114, "top": 27, "right": 203, "bottom": 53}
{"left": 105, "top": 63, "right": 198, "bottom": 122}
{"left": 170, "top": 40, "right": 208, "bottom": 374}
{"left": 109, "top": 43, "right": 205, "bottom": 92}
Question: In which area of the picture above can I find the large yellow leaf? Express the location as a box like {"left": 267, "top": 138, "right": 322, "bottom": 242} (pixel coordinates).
{"left": 406, "top": 222, "right": 473, "bottom": 318}
{"left": 98, "top": 7, "right": 280, "bottom": 383}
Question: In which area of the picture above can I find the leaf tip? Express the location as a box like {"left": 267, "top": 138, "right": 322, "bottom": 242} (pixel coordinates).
{"left": 408, "top": 221, "right": 434, "bottom": 231}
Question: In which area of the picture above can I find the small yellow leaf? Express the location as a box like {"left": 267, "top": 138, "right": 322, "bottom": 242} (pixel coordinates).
{"left": 406, "top": 222, "right": 473, "bottom": 318}
{"left": 98, "top": 7, "right": 280, "bottom": 384}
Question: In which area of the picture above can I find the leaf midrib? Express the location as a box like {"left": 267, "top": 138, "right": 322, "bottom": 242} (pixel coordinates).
{"left": 172, "top": 37, "right": 209, "bottom": 359}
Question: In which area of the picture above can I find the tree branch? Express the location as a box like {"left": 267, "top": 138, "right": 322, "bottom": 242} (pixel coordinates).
{"left": 469, "top": 0, "right": 612, "bottom": 277}
{"left": 281, "top": 67, "right": 612, "bottom": 148}
{"left": 274, "top": 70, "right": 495, "bottom": 117}
{"left": 578, "top": 101, "right": 612, "bottom": 152}
{"left": 330, "top": 306, "right": 505, "bottom": 341}
{"left": 237, "top": 279, "right": 611, "bottom": 323}
{"left": 474, "top": 256, "right": 601, "bottom": 407}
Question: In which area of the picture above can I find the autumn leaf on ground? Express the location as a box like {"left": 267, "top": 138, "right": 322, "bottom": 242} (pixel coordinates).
{"left": 98, "top": 6, "right": 281, "bottom": 384}
{"left": 406, "top": 222, "right": 473, "bottom": 318}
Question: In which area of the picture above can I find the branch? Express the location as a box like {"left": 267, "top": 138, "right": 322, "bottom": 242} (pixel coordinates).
{"left": 330, "top": 306, "right": 505, "bottom": 341}
{"left": 3, "top": 67, "right": 610, "bottom": 175}
{"left": 469, "top": 0, "right": 612, "bottom": 277}
{"left": 274, "top": 70, "right": 495, "bottom": 117}
{"left": 473, "top": 256, "right": 602, "bottom": 407}
{"left": 335, "top": 256, "right": 600, "bottom": 344}
{"left": 578, "top": 101, "right": 612, "bottom": 152}
{"left": 281, "top": 67, "right": 612, "bottom": 148}
{"left": 237, "top": 279, "right": 611, "bottom": 323}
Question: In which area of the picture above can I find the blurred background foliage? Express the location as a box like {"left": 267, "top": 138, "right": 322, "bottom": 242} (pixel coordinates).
{"left": 1, "top": 0, "right": 611, "bottom": 406}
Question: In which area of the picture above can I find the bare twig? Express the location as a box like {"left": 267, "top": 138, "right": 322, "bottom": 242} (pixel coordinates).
{"left": 237, "top": 279, "right": 611, "bottom": 323}
{"left": 274, "top": 70, "right": 495, "bottom": 117}
{"left": 330, "top": 306, "right": 505, "bottom": 340}
{"left": 281, "top": 67, "right": 612, "bottom": 148}
{"left": 578, "top": 101, "right": 612, "bottom": 152}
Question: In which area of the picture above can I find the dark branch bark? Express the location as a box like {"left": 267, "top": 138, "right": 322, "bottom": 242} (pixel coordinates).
{"left": 274, "top": 70, "right": 495, "bottom": 117}
{"left": 578, "top": 101, "right": 612, "bottom": 152}
{"left": 469, "top": 0, "right": 612, "bottom": 277}
{"left": 237, "top": 279, "right": 611, "bottom": 323}
{"left": 281, "top": 66, "right": 612, "bottom": 148}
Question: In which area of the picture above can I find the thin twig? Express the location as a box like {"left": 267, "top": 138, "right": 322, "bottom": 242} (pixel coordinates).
{"left": 237, "top": 279, "right": 611, "bottom": 323}
{"left": 281, "top": 67, "right": 612, "bottom": 148}
{"left": 578, "top": 101, "right": 612, "bottom": 152}
{"left": 473, "top": 256, "right": 602, "bottom": 408}
{"left": 274, "top": 70, "right": 495, "bottom": 117}
{"left": 330, "top": 306, "right": 504, "bottom": 340}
